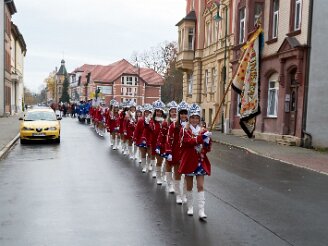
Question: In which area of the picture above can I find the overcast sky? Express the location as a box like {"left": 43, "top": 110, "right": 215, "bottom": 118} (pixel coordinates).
{"left": 12, "top": 0, "right": 186, "bottom": 93}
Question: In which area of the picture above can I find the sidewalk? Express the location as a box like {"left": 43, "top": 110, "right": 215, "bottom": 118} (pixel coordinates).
{"left": 0, "top": 114, "right": 21, "bottom": 160}
{"left": 0, "top": 115, "right": 327, "bottom": 175}
{"left": 211, "top": 131, "right": 328, "bottom": 175}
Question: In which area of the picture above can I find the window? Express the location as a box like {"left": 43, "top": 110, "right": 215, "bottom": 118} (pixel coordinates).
{"left": 206, "top": 22, "right": 211, "bottom": 47}
{"left": 254, "top": 3, "right": 263, "bottom": 25}
{"left": 267, "top": 75, "right": 279, "bottom": 117}
{"left": 188, "top": 28, "right": 195, "bottom": 50}
{"left": 178, "top": 30, "right": 182, "bottom": 51}
{"left": 272, "top": 0, "right": 279, "bottom": 38}
{"left": 204, "top": 70, "right": 209, "bottom": 93}
{"left": 126, "top": 76, "right": 133, "bottom": 85}
{"left": 239, "top": 8, "right": 246, "bottom": 44}
{"left": 187, "top": 73, "right": 193, "bottom": 95}
{"left": 213, "top": 20, "right": 218, "bottom": 43}
{"left": 294, "top": 0, "right": 302, "bottom": 30}
{"left": 97, "top": 85, "right": 113, "bottom": 95}
{"left": 212, "top": 68, "right": 217, "bottom": 92}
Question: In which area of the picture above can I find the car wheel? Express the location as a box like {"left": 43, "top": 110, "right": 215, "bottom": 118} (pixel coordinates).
{"left": 55, "top": 137, "right": 60, "bottom": 144}
{"left": 20, "top": 138, "right": 27, "bottom": 144}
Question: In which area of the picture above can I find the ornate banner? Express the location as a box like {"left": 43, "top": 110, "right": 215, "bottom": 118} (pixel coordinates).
{"left": 232, "top": 27, "right": 263, "bottom": 138}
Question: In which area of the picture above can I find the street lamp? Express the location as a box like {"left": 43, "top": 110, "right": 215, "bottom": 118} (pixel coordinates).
{"left": 214, "top": 2, "right": 228, "bottom": 133}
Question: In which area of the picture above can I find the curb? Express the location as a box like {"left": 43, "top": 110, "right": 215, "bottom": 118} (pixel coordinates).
{"left": 212, "top": 139, "right": 328, "bottom": 176}
{"left": 0, "top": 133, "right": 20, "bottom": 160}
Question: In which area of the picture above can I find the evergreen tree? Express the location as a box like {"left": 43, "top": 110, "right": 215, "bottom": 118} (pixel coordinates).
{"left": 60, "top": 76, "right": 70, "bottom": 103}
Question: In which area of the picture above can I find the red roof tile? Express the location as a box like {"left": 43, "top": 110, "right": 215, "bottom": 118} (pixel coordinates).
{"left": 71, "top": 59, "right": 164, "bottom": 86}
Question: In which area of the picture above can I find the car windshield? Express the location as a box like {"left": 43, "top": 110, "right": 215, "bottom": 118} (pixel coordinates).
{"left": 25, "top": 111, "right": 57, "bottom": 121}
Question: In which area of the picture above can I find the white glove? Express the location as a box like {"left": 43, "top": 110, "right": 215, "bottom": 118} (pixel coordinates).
{"left": 203, "top": 137, "right": 210, "bottom": 144}
{"left": 155, "top": 148, "right": 161, "bottom": 154}
{"left": 203, "top": 131, "right": 212, "bottom": 137}
{"left": 166, "top": 154, "right": 172, "bottom": 161}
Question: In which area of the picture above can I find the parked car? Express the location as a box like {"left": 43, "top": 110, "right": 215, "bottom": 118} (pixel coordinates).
{"left": 19, "top": 108, "right": 61, "bottom": 144}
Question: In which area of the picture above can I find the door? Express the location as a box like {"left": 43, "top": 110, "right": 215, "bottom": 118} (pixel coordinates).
{"left": 288, "top": 70, "right": 298, "bottom": 135}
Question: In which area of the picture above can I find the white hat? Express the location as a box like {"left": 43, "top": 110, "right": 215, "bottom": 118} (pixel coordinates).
{"left": 153, "top": 100, "right": 165, "bottom": 111}
{"left": 188, "top": 103, "right": 201, "bottom": 118}
{"left": 178, "top": 101, "right": 189, "bottom": 113}
{"left": 143, "top": 103, "right": 153, "bottom": 113}
{"left": 167, "top": 101, "right": 178, "bottom": 111}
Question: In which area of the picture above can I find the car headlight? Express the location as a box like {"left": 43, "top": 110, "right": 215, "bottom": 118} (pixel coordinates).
{"left": 22, "top": 127, "right": 34, "bottom": 130}
{"left": 45, "top": 127, "right": 57, "bottom": 131}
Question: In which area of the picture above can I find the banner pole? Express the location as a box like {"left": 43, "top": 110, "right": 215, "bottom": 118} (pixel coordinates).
{"left": 210, "top": 78, "right": 234, "bottom": 132}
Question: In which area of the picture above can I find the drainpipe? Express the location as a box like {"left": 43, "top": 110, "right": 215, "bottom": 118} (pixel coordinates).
{"left": 301, "top": 0, "right": 313, "bottom": 148}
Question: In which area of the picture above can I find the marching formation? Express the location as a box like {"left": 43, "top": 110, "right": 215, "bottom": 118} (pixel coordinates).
{"left": 80, "top": 99, "right": 213, "bottom": 220}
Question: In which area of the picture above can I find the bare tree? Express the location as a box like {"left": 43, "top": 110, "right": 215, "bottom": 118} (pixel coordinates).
{"left": 131, "top": 41, "right": 182, "bottom": 103}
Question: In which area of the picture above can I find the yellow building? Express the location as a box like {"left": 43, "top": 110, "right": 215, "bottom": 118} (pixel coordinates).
{"left": 176, "top": 0, "right": 233, "bottom": 131}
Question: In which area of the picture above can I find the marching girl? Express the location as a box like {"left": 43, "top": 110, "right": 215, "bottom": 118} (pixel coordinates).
{"left": 150, "top": 100, "right": 166, "bottom": 184}
{"left": 123, "top": 101, "right": 137, "bottom": 159}
{"left": 106, "top": 99, "right": 116, "bottom": 146}
{"left": 133, "top": 105, "right": 144, "bottom": 162}
{"left": 160, "top": 101, "right": 178, "bottom": 193}
{"left": 178, "top": 103, "right": 212, "bottom": 219}
{"left": 133, "top": 104, "right": 153, "bottom": 173}
{"left": 165, "top": 101, "right": 189, "bottom": 204}
{"left": 107, "top": 101, "right": 121, "bottom": 150}
{"left": 119, "top": 103, "right": 130, "bottom": 154}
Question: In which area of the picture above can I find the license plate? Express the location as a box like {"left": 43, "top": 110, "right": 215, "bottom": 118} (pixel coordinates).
{"left": 32, "top": 133, "right": 46, "bottom": 136}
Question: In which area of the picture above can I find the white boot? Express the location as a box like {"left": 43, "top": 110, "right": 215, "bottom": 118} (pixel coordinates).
{"left": 137, "top": 149, "right": 142, "bottom": 163}
{"left": 186, "top": 191, "right": 193, "bottom": 216}
{"left": 109, "top": 135, "right": 113, "bottom": 146}
{"left": 166, "top": 172, "right": 174, "bottom": 193}
{"left": 198, "top": 191, "right": 207, "bottom": 219}
{"left": 129, "top": 146, "right": 134, "bottom": 159}
{"left": 162, "top": 161, "right": 167, "bottom": 183}
{"left": 148, "top": 159, "right": 155, "bottom": 173}
{"left": 123, "top": 143, "right": 129, "bottom": 155}
{"left": 174, "top": 180, "right": 182, "bottom": 204}
{"left": 141, "top": 158, "right": 147, "bottom": 173}
{"left": 112, "top": 136, "right": 118, "bottom": 150}
{"left": 156, "top": 166, "right": 163, "bottom": 185}
{"left": 182, "top": 178, "right": 187, "bottom": 203}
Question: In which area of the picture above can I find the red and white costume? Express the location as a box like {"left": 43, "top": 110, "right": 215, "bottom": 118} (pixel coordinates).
{"left": 178, "top": 126, "right": 211, "bottom": 176}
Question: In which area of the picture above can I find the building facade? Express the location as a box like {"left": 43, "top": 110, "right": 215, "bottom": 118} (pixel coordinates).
{"left": 306, "top": 0, "right": 327, "bottom": 148}
{"left": 1, "top": 0, "right": 17, "bottom": 116}
{"left": 55, "top": 59, "right": 68, "bottom": 103}
{"left": 11, "top": 22, "right": 26, "bottom": 114}
{"left": 70, "top": 59, "right": 163, "bottom": 105}
{"left": 176, "top": 0, "right": 234, "bottom": 130}
{"left": 230, "top": 0, "right": 311, "bottom": 146}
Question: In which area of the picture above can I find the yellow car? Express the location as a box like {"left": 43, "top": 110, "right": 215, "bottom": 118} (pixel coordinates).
{"left": 19, "top": 108, "right": 61, "bottom": 144}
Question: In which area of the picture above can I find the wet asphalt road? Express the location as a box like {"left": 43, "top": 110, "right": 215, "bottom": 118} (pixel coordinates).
{"left": 0, "top": 118, "right": 327, "bottom": 246}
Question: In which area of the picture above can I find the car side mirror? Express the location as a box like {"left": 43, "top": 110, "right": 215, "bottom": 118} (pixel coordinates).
{"left": 19, "top": 117, "right": 23, "bottom": 120}
{"left": 57, "top": 117, "right": 62, "bottom": 120}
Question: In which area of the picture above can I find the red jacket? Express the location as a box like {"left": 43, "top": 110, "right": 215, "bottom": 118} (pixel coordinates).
{"left": 149, "top": 120, "right": 165, "bottom": 156}
{"left": 123, "top": 112, "right": 136, "bottom": 141}
{"left": 165, "top": 122, "right": 182, "bottom": 165}
{"left": 141, "top": 119, "right": 153, "bottom": 148}
{"left": 156, "top": 120, "right": 169, "bottom": 156}
{"left": 134, "top": 117, "right": 146, "bottom": 146}
{"left": 108, "top": 112, "right": 120, "bottom": 133}
{"left": 178, "top": 127, "right": 211, "bottom": 175}
{"left": 119, "top": 111, "right": 126, "bottom": 135}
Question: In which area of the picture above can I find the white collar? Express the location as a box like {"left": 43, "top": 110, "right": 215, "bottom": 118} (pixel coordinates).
{"left": 190, "top": 124, "right": 201, "bottom": 135}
